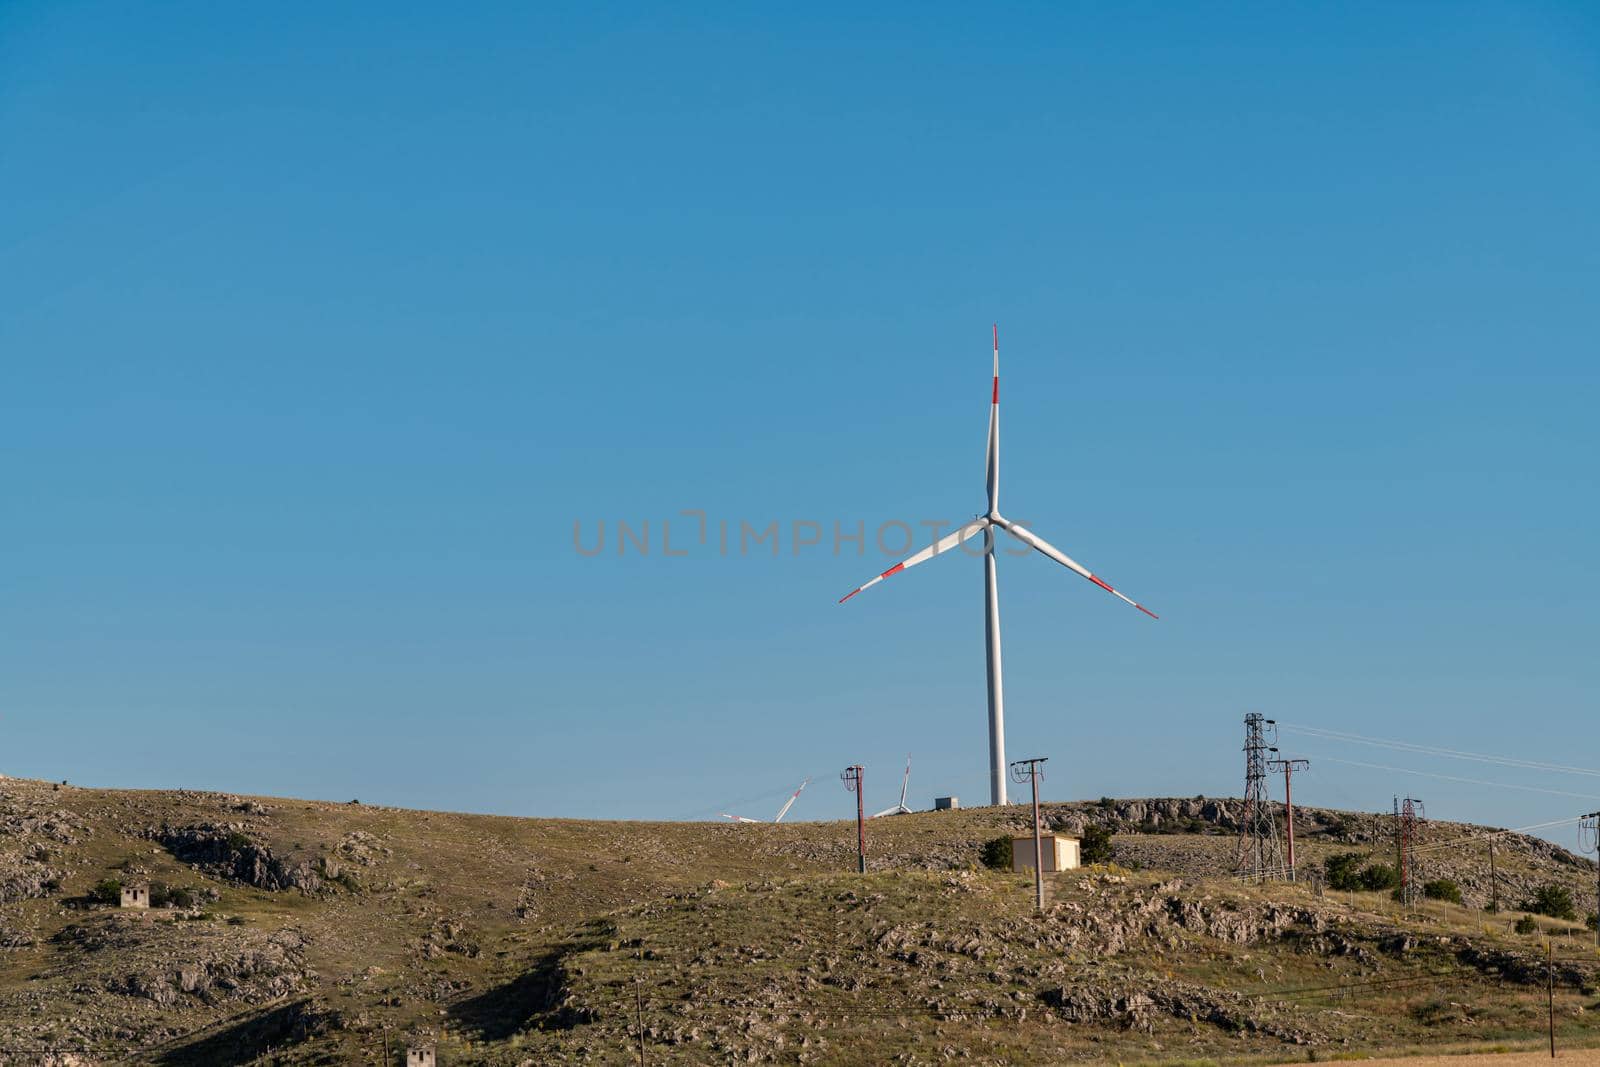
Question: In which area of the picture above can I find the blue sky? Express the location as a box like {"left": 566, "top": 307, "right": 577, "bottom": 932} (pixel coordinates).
{"left": 3, "top": 3, "right": 1597, "bottom": 841}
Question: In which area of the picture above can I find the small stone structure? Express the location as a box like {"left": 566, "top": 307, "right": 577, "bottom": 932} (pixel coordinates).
{"left": 1012, "top": 833, "right": 1080, "bottom": 873}
{"left": 120, "top": 883, "right": 150, "bottom": 909}
{"left": 934, "top": 796, "right": 960, "bottom": 810}
{"left": 405, "top": 1045, "right": 436, "bottom": 1067}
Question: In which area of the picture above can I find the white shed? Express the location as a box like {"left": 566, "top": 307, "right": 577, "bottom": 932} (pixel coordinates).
{"left": 406, "top": 1046, "right": 436, "bottom": 1067}
{"left": 120, "top": 884, "right": 150, "bottom": 909}
{"left": 1011, "top": 834, "right": 1080, "bottom": 873}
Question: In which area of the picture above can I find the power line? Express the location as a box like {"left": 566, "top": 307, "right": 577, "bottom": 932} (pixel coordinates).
{"left": 1314, "top": 757, "right": 1600, "bottom": 804}
{"left": 1279, "top": 724, "right": 1600, "bottom": 779}
{"left": 1406, "top": 814, "right": 1591, "bottom": 859}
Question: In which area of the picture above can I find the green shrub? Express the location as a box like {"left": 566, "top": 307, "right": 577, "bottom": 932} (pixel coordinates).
{"left": 224, "top": 831, "right": 252, "bottom": 852}
{"left": 149, "top": 883, "right": 199, "bottom": 909}
{"left": 1523, "top": 884, "right": 1577, "bottom": 921}
{"left": 1097, "top": 797, "right": 1116, "bottom": 810}
{"left": 89, "top": 879, "right": 122, "bottom": 905}
{"left": 980, "top": 836, "right": 1012, "bottom": 870}
{"left": 1585, "top": 912, "right": 1597, "bottom": 931}
{"left": 1514, "top": 915, "right": 1539, "bottom": 935}
{"left": 1358, "top": 863, "right": 1400, "bottom": 892}
{"left": 1081, "top": 824, "right": 1114, "bottom": 865}
{"left": 1423, "top": 879, "right": 1462, "bottom": 904}
{"left": 1324, "top": 852, "right": 1364, "bottom": 891}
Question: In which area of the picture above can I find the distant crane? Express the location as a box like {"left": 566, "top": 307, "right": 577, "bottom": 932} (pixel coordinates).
{"left": 719, "top": 777, "right": 810, "bottom": 824}
{"left": 872, "top": 755, "right": 914, "bottom": 818}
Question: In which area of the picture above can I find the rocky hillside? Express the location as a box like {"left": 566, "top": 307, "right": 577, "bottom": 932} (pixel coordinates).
{"left": 0, "top": 778, "right": 1596, "bottom": 1065}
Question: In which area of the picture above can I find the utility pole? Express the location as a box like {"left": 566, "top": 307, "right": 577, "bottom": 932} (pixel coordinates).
{"left": 1547, "top": 939, "right": 1556, "bottom": 1058}
{"left": 1488, "top": 839, "right": 1499, "bottom": 914}
{"left": 1266, "top": 757, "right": 1309, "bottom": 881}
{"left": 1582, "top": 811, "right": 1599, "bottom": 948}
{"left": 841, "top": 765, "right": 865, "bottom": 873}
{"left": 1235, "top": 713, "right": 1286, "bottom": 881}
{"left": 1009, "top": 757, "right": 1048, "bottom": 913}
{"left": 635, "top": 946, "right": 647, "bottom": 1067}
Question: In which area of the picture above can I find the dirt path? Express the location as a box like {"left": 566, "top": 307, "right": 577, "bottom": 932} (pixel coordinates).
{"left": 1295, "top": 1050, "right": 1600, "bottom": 1065}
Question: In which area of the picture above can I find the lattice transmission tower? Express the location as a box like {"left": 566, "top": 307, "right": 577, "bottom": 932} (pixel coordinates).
{"left": 1235, "top": 713, "right": 1287, "bottom": 881}
{"left": 1395, "top": 796, "right": 1426, "bottom": 908}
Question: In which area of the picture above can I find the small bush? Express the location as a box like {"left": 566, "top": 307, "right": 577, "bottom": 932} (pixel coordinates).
{"left": 1081, "top": 824, "right": 1114, "bottom": 865}
{"left": 89, "top": 879, "right": 122, "bottom": 905}
{"left": 1358, "top": 863, "right": 1400, "bottom": 892}
{"left": 1423, "top": 879, "right": 1462, "bottom": 904}
{"left": 224, "top": 831, "right": 252, "bottom": 852}
{"left": 149, "top": 883, "right": 199, "bottom": 909}
{"left": 1514, "top": 915, "right": 1539, "bottom": 935}
{"left": 980, "top": 836, "right": 1012, "bottom": 870}
{"left": 1325, "top": 852, "right": 1364, "bottom": 891}
{"left": 1097, "top": 797, "right": 1116, "bottom": 810}
{"left": 1523, "top": 884, "right": 1578, "bottom": 921}
{"left": 1586, "top": 912, "right": 1597, "bottom": 931}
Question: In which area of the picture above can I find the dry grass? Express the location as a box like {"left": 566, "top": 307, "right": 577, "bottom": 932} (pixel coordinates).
{"left": 0, "top": 778, "right": 1596, "bottom": 1064}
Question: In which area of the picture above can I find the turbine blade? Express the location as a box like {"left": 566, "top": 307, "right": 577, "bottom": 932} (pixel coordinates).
{"left": 773, "top": 777, "right": 810, "bottom": 823}
{"left": 985, "top": 324, "right": 999, "bottom": 513}
{"left": 994, "top": 516, "right": 1159, "bottom": 619}
{"left": 838, "top": 519, "right": 990, "bottom": 603}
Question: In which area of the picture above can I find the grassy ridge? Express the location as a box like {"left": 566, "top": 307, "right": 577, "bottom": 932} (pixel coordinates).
{"left": 0, "top": 778, "right": 1596, "bottom": 1064}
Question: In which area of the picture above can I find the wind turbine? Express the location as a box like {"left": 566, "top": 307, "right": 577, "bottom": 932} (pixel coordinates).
{"left": 873, "top": 754, "right": 914, "bottom": 818}
{"left": 838, "top": 326, "right": 1158, "bottom": 805}
{"left": 719, "top": 777, "right": 810, "bottom": 824}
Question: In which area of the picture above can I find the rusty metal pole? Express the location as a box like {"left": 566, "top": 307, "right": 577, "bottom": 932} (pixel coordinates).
{"left": 1284, "top": 766, "right": 1295, "bottom": 880}
{"left": 1583, "top": 812, "right": 1600, "bottom": 948}
{"left": 856, "top": 774, "right": 866, "bottom": 873}
{"left": 1009, "top": 758, "right": 1048, "bottom": 913}
{"left": 841, "top": 766, "right": 866, "bottom": 873}
{"left": 636, "top": 946, "right": 647, "bottom": 1067}
{"left": 1269, "top": 758, "right": 1308, "bottom": 882}
{"left": 1030, "top": 770, "right": 1043, "bottom": 912}
{"left": 1395, "top": 797, "right": 1406, "bottom": 908}
{"left": 1488, "top": 839, "right": 1499, "bottom": 914}
{"left": 1548, "top": 939, "right": 1556, "bottom": 1058}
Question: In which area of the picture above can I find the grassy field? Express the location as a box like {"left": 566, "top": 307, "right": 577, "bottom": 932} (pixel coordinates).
{"left": 0, "top": 778, "right": 1596, "bottom": 1064}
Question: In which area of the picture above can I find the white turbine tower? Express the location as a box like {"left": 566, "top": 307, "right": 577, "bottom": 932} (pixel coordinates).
{"left": 873, "top": 754, "right": 914, "bottom": 818}
{"left": 839, "top": 326, "right": 1158, "bottom": 805}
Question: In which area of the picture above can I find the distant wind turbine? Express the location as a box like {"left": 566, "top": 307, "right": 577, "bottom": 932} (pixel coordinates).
{"left": 838, "top": 326, "right": 1158, "bottom": 805}
{"left": 719, "top": 777, "right": 810, "bottom": 824}
{"left": 873, "top": 755, "right": 914, "bottom": 818}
